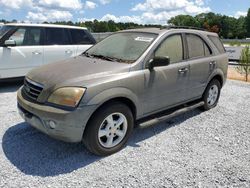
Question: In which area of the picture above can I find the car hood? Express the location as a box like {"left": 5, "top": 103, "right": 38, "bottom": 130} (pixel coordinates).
{"left": 27, "top": 55, "right": 131, "bottom": 89}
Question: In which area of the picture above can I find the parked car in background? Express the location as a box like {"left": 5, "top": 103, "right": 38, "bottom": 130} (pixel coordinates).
{"left": 17, "top": 27, "right": 228, "bottom": 156}
{"left": 0, "top": 23, "right": 96, "bottom": 80}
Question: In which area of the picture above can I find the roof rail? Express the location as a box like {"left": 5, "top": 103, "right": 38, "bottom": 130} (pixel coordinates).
{"left": 161, "top": 26, "right": 206, "bottom": 31}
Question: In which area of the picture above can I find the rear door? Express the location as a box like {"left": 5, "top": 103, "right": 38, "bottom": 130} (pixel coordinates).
{"left": 69, "top": 28, "right": 95, "bottom": 55}
{"left": 185, "top": 33, "right": 214, "bottom": 99}
{"left": 0, "top": 26, "right": 43, "bottom": 79}
{"left": 43, "top": 27, "right": 75, "bottom": 65}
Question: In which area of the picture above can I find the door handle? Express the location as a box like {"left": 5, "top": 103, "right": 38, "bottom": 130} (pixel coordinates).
{"left": 178, "top": 67, "right": 189, "bottom": 74}
{"left": 209, "top": 61, "right": 217, "bottom": 70}
{"left": 65, "top": 50, "right": 73, "bottom": 54}
{"left": 209, "top": 61, "right": 216, "bottom": 65}
{"left": 32, "top": 51, "right": 42, "bottom": 55}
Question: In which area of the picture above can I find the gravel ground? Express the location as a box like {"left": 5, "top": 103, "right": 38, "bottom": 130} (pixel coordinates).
{"left": 0, "top": 80, "right": 250, "bottom": 188}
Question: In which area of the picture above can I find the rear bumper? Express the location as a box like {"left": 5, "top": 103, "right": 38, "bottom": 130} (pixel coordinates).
{"left": 17, "top": 87, "right": 97, "bottom": 143}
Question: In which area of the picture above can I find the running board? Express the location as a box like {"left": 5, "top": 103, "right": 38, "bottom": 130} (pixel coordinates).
{"left": 139, "top": 101, "right": 204, "bottom": 128}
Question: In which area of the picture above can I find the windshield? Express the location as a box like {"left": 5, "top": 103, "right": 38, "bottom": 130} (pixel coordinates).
{"left": 0, "top": 26, "right": 12, "bottom": 39}
{"left": 85, "top": 32, "right": 157, "bottom": 63}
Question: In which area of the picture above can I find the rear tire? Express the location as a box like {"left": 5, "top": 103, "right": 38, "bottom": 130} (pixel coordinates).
{"left": 201, "top": 79, "right": 221, "bottom": 111}
{"left": 83, "top": 102, "right": 134, "bottom": 156}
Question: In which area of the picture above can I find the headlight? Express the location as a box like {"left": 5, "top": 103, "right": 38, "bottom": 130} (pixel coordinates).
{"left": 48, "top": 87, "right": 86, "bottom": 107}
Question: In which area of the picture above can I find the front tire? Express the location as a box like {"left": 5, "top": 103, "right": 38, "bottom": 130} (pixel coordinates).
{"left": 83, "top": 102, "right": 134, "bottom": 156}
{"left": 201, "top": 79, "right": 221, "bottom": 111}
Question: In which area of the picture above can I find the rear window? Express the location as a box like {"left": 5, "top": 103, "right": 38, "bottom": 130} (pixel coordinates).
{"left": 208, "top": 36, "right": 225, "bottom": 54}
{"left": 70, "top": 29, "right": 95, "bottom": 45}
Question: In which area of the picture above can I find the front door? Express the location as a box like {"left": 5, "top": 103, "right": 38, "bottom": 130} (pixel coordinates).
{"left": 143, "top": 34, "right": 189, "bottom": 114}
{"left": 68, "top": 28, "right": 94, "bottom": 55}
{"left": 0, "top": 27, "right": 43, "bottom": 79}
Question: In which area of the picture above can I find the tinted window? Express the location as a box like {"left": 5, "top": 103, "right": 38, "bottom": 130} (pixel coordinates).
{"left": 8, "top": 27, "right": 41, "bottom": 46}
{"left": 208, "top": 35, "right": 225, "bottom": 53}
{"left": 187, "top": 34, "right": 211, "bottom": 58}
{"left": 70, "top": 29, "right": 94, "bottom": 44}
{"left": 0, "top": 26, "right": 13, "bottom": 39}
{"left": 45, "top": 28, "right": 70, "bottom": 45}
{"left": 155, "top": 34, "right": 183, "bottom": 63}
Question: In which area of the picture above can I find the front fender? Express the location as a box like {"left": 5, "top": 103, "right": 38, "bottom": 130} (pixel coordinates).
{"left": 86, "top": 87, "right": 142, "bottom": 118}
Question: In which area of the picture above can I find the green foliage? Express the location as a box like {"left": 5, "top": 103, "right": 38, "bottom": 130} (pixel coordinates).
{"left": 40, "top": 19, "right": 161, "bottom": 32}
{"left": 1, "top": 8, "right": 250, "bottom": 38}
{"left": 168, "top": 15, "right": 200, "bottom": 27}
{"left": 246, "top": 8, "right": 250, "bottom": 37}
{"left": 237, "top": 45, "right": 250, "bottom": 81}
{"left": 228, "top": 41, "right": 241, "bottom": 46}
{"left": 168, "top": 12, "right": 247, "bottom": 39}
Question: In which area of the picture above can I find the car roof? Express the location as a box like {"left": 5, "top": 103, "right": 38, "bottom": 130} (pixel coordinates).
{"left": 5, "top": 23, "right": 87, "bottom": 30}
{"left": 119, "top": 28, "right": 164, "bottom": 34}
{"left": 119, "top": 27, "right": 218, "bottom": 36}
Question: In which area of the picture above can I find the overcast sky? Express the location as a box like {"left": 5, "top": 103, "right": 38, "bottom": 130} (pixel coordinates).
{"left": 0, "top": 0, "right": 249, "bottom": 24}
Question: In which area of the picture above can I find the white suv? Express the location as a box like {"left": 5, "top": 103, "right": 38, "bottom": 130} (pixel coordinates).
{"left": 0, "top": 23, "right": 96, "bottom": 80}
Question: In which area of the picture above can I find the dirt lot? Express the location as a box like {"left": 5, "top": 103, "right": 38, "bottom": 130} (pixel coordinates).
{"left": 0, "top": 80, "right": 250, "bottom": 187}
{"left": 227, "top": 65, "right": 250, "bottom": 82}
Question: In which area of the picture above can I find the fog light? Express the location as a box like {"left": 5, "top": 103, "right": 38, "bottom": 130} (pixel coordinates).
{"left": 48, "top": 120, "right": 56, "bottom": 129}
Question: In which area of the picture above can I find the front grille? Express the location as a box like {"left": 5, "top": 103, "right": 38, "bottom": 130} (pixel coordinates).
{"left": 22, "top": 78, "right": 43, "bottom": 101}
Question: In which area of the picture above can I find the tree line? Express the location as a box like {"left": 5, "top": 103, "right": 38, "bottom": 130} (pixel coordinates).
{"left": 168, "top": 9, "right": 250, "bottom": 39}
{"left": 1, "top": 8, "right": 250, "bottom": 39}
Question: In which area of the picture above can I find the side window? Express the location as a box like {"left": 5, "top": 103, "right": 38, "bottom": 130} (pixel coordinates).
{"left": 187, "top": 34, "right": 212, "bottom": 59}
{"left": 8, "top": 27, "right": 42, "bottom": 46}
{"left": 208, "top": 35, "right": 225, "bottom": 54}
{"left": 155, "top": 34, "right": 183, "bottom": 63}
{"left": 45, "top": 28, "right": 70, "bottom": 45}
{"left": 204, "top": 44, "right": 211, "bottom": 56}
{"left": 8, "top": 28, "right": 25, "bottom": 46}
{"left": 70, "top": 29, "right": 94, "bottom": 44}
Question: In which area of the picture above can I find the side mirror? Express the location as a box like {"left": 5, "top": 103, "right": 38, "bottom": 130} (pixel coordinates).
{"left": 4, "top": 39, "right": 16, "bottom": 47}
{"left": 148, "top": 56, "right": 170, "bottom": 70}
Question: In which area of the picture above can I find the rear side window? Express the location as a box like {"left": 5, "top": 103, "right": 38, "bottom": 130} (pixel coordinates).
{"left": 70, "top": 29, "right": 95, "bottom": 44}
{"left": 208, "top": 35, "right": 225, "bottom": 54}
{"left": 186, "top": 34, "right": 212, "bottom": 59}
{"left": 45, "top": 28, "right": 70, "bottom": 45}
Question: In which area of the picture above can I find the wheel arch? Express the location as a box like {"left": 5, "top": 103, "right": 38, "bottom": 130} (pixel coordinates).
{"left": 202, "top": 71, "right": 224, "bottom": 99}
{"left": 207, "top": 69, "right": 225, "bottom": 88}
{"left": 211, "top": 74, "right": 223, "bottom": 88}
{"left": 83, "top": 96, "right": 137, "bottom": 138}
{"left": 97, "top": 97, "right": 137, "bottom": 120}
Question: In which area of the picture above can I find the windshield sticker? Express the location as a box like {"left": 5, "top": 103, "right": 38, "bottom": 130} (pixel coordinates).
{"left": 134, "top": 37, "right": 154, "bottom": 42}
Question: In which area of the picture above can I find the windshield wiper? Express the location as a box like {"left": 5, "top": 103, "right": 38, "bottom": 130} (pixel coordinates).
{"left": 89, "top": 54, "right": 117, "bottom": 61}
{"left": 82, "top": 52, "right": 93, "bottom": 57}
{"left": 82, "top": 52, "right": 133, "bottom": 63}
{"left": 82, "top": 52, "right": 113, "bottom": 61}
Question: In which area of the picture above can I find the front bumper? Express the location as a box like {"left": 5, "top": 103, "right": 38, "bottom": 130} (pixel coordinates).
{"left": 17, "top": 87, "right": 97, "bottom": 143}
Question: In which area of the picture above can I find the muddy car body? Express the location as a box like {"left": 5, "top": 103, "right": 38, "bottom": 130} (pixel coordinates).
{"left": 17, "top": 27, "right": 228, "bottom": 155}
